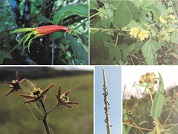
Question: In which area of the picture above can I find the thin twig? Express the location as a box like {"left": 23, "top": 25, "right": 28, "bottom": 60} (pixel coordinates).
{"left": 163, "top": 105, "right": 174, "bottom": 125}
{"left": 125, "top": 123, "right": 151, "bottom": 131}
{"left": 51, "top": 34, "right": 54, "bottom": 65}
{"left": 46, "top": 103, "right": 59, "bottom": 115}
{"left": 73, "top": 18, "right": 88, "bottom": 30}
{"left": 29, "top": 2, "right": 54, "bottom": 22}
{"left": 130, "top": 118, "right": 144, "bottom": 134}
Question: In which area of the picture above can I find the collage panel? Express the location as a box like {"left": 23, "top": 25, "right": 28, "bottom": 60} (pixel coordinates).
{"left": 122, "top": 66, "right": 178, "bottom": 134}
{"left": 95, "top": 66, "right": 122, "bottom": 134}
{"left": 0, "top": 66, "right": 93, "bottom": 134}
{"left": 0, "top": 0, "right": 88, "bottom": 65}
{"left": 90, "top": 0, "right": 178, "bottom": 65}
{"left": 2, "top": 0, "right": 178, "bottom": 134}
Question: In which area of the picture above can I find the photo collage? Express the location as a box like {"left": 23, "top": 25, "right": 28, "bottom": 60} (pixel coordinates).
{"left": 1, "top": 0, "right": 178, "bottom": 134}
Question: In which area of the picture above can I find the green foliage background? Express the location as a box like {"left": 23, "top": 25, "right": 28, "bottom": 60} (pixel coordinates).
{"left": 123, "top": 85, "right": 178, "bottom": 134}
{"left": 0, "top": 0, "right": 88, "bottom": 65}
{"left": 90, "top": 0, "right": 178, "bottom": 65}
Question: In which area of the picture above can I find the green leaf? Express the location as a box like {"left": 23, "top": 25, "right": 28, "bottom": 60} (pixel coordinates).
{"left": 108, "top": 44, "right": 121, "bottom": 63}
{"left": 90, "top": 32, "right": 108, "bottom": 46}
{"left": 0, "top": 51, "right": 12, "bottom": 64}
{"left": 138, "top": 121, "right": 148, "bottom": 126}
{"left": 19, "top": 79, "right": 46, "bottom": 120}
{"left": 114, "top": 46, "right": 122, "bottom": 62}
{"left": 54, "top": 4, "right": 88, "bottom": 24}
{"left": 122, "top": 44, "right": 135, "bottom": 60}
{"left": 90, "top": 0, "right": 98, "bottom": 9}
{"left": 142, "top": 40, "right": 161, "bottom": 65}
{"left": 157, "top": 72, "right": 164, "bottom": 94}
{"left": 134, "top": 42, "right": 144, "bottom": 52}
{"left": 170, "top": 32, "right": 178, "bottom": 44}
{"left": 123, "top": 124, "right": 127, "bottom": 134}
{"left": 150, "top": 73, "right": 165, "bottom": 119}
{"left": 142, "top": 0, "right": 156, "bottom": 8}
{"left": 66, "top": 34, "right": 88, "bottom": 65}
{"left": 105, "top": 42, "right": 121, "bottom": 63}
{"left": 150, "top": 6, "right": 161, "bottom": 22}
{"left": 37, "top": 14, "right": 53, "bottom": 23}
{"left": 126, "top": 1, "right": 139, "bottom": 21}
{"left": 112, "top": 1, "right": 138, "bottom": 28}
{"left": 123, "top": 109, "right": 129, "bottom": 121}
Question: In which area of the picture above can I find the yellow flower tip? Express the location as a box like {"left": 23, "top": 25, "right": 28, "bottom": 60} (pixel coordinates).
{"left": 168, "top": 14, "right": 176, "bottom": 20}
{"left": 159, "top": 16, "right": 167, "bottom": 24}
{"left": 129, "top": 27, "right": 140, "bottom": 38}
{"left": 166, "top": 36, "right": 171, "bottom": 42}
{"left": 168, "top": 28, "right": 175, "bottom": 33}
{"left": 138, "top": 30, "right": 149, "bottom": 41}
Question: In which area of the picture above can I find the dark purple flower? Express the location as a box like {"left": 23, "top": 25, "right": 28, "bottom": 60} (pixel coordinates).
{"left": 55, "top": 85, "right": 79, "bottom": 108}
{"left": 5, "top": 71, "right": 21, "bottom": 96}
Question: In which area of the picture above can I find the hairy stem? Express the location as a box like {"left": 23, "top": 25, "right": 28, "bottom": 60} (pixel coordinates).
{"left": 42, "top": 119, "right": 51, "bottom": 134}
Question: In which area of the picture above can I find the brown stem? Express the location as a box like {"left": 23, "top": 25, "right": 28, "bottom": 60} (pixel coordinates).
{"left": 125, "top": 123, "right": 151, "bottom": 131}
{"left": 161, "top": 123, "right": 178, "bottom": 127}
{"left": 46, "top": 103, "right": 59, "bottom": 115}
{"left": 42, "top": 119, "right": 51, "bottom": 134}
{"left": 130, "top": 118, "right": 144, "bottom": 134}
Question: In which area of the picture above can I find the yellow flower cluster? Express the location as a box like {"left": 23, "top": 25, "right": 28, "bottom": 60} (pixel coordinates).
{"left": 158, "top": 14, "right": 177, "bottom": 42}
{"left": 159, "top": 14, "right": 176, "bottom": 24}
{"left": 159, "top": 16, "right": 167, "bottom": 24}
{"left": 139, "top": 72, "right": 157, "bottom": 92}
{"left": 139, "top": 72, "right": 157, "bottom": 84}
{"left": 129, "top": 27, "right": 149, "bottom": 41}
{"left": 168, "top": 14, "right": 176, "bottom": 20}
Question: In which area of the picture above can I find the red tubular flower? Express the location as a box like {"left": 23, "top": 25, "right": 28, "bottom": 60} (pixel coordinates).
{"left": 10, "top": 25, "right": 71, "bottom": 52}
{"left": 34, "top": 25, "right": 70, "bottom": 36}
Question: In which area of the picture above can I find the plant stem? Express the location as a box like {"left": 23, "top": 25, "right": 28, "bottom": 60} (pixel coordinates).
{"left": 90, "top": 10, "right": 102, "bottom": 19}
{"left": 46, "top": 103, "right": 59, "bottom": 115}
{"left": 51, "top": 34, "right": 54, "bottom": 65}
{"left": 42, "top": 119, "right": 51, "bottom": 134}
{"left": 39, "top": 100, "right": 51, "bottom": 134}
{"left": 149, "top": 91, "right": 153, "bottom": 103}
{"left": 102, "top": 68, "right": 111, "bottom": 134}
{"left": 125, "top": 123, "right": 151, "bottom": 131}
{"left": 130, "top": 118, "right": 144, "bottom": 134}
{"left": 163, "top": 105, "right": 174, "bottom": 125}
{"left": 73, "top": 18, "right": 88, "bottom": 30}
{"left": 90, "top": 28, "right": 120, "bottom": 32}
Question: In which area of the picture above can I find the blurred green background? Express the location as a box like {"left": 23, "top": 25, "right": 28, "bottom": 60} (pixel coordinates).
{"left": 0, "top": 67, "right": 93, "bottom": 134}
